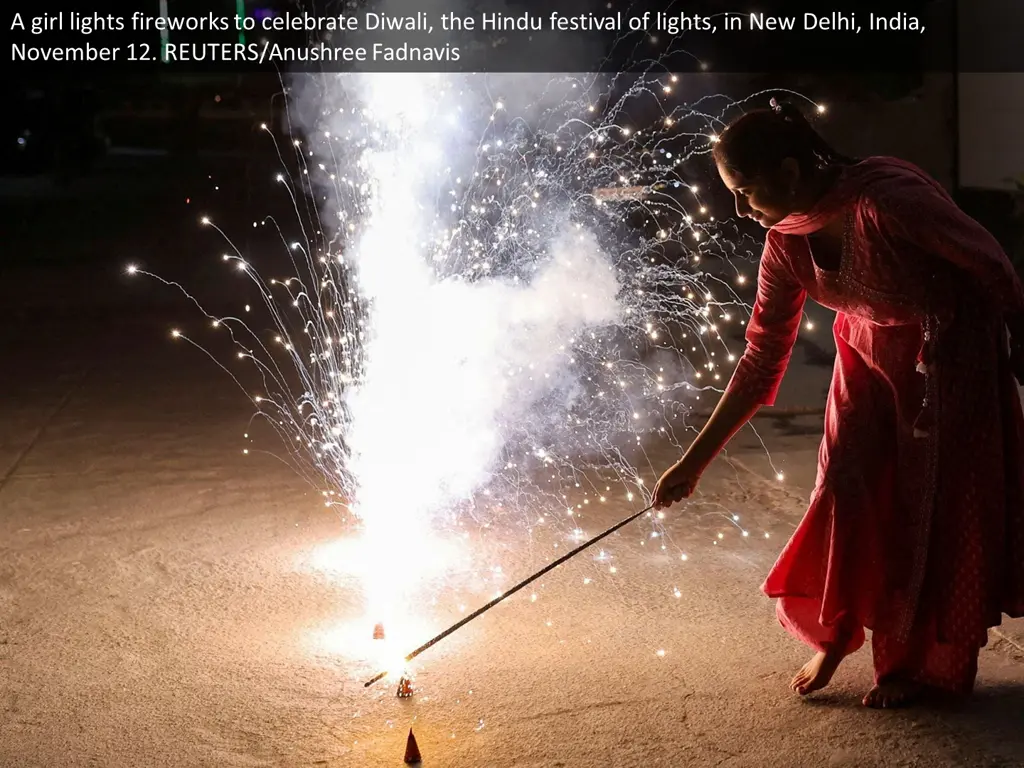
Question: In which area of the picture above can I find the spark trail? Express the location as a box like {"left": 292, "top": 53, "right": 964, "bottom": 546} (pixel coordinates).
{"left": 129, "top": 71, "right": 824, "bottom": 678}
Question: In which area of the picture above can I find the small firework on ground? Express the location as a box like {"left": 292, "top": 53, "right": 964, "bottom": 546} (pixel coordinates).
{"left": 396, "top": 675, "right": 414, "bottom": 698}
{"left": 404, "top": 729, "right": 422, "bottom": 764}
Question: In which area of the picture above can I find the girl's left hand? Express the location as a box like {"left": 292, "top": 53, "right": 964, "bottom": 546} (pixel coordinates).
{"left": 651, "top": 448, "right": 712, "bottom": 510}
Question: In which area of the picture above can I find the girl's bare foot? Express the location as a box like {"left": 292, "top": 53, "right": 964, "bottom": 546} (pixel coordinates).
{"left": 790, "top": 647, "right": 845, "bottom": 695}
{"left": 863, "top": 679, "right": 923, "bottom": 708}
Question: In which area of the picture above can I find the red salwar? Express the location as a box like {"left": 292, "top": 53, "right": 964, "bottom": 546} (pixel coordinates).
{"left": 729, "top": 157, "right": 1024, "bottom": 696}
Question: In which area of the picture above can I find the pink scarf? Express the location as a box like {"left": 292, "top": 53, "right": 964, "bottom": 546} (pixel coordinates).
{"left": 771, "top": 156, "right": 951, "bottom": 236}
{"left": 769, "top": 155, "right": 1023, "bottom": 318}
{"left": 764, "top": 157, "right": 1023, "bottom": 437}
{"left": 767, "top": 157, "right": 970, "bottom": 438}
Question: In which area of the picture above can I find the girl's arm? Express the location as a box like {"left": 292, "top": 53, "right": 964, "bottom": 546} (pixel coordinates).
{"left": 652, "top": 235, "right": 806, "bottom": 507}
{"left": 698, "top": 234, "right": 807, "bottom": 459}
{"left": 681, "top": 387, "right": 764, "bottom": 471}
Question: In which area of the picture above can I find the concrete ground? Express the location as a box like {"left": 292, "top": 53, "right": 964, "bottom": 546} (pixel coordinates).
{"left": 2, "top": 163, "right": 1023, "bottom": 767}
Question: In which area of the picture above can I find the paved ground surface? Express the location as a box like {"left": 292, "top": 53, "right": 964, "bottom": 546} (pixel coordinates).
{"left": 2, "top": 161, "right": 1023, "bottom": 767}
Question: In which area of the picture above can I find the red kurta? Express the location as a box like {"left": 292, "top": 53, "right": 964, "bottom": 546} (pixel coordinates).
{"left": 729, "top": 157, "right": 1024, "bottom": 694}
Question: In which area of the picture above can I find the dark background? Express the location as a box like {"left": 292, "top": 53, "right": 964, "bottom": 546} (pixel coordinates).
{"left": 7, "top": 0, "right": 1019, "bottom": 74}
{"left": 3, "top": 0, "right": 1024, "bottom": 345}
{"left": 4, "top": 70, "right": 1022, "bottom": 283}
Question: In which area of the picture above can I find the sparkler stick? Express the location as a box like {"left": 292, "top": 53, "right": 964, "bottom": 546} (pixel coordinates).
{"left": 363, "top": 502, "right": 657, "bottom": 687}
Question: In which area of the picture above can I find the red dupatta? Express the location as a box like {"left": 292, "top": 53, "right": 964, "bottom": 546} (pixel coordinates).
{"left": 772, "top": 156, "right": 1024, "bottom": 316}
{"left": 768, "top": 157, "right": 1024, "bottom": 437}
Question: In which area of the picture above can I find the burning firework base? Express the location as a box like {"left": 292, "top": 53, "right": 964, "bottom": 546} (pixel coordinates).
{"left": 371, "top": 622, "right": 416, "bottom": 698}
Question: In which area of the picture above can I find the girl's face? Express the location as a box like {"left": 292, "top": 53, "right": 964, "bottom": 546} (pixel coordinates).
{"left": 716, "top": 160, "right": 799, "bottom": 229}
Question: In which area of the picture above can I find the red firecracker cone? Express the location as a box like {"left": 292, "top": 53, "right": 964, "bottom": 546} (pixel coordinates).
{"left": 396, "top": 675, "right": 414, "bottom": 698}
{"left": 373, "top": 623, "right": 386, "bottom": 640}
{"left": 404, "top": 729, "right": 422, "bottom": 764}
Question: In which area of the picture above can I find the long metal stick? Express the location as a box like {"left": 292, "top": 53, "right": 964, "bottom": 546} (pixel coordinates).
{"left": 363, "top": 502, "right": 656, "bottom": 687}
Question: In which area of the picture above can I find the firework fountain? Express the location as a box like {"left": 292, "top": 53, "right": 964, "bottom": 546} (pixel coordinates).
{"left": 129, "top": 67, "right": 821, "bottom": 687}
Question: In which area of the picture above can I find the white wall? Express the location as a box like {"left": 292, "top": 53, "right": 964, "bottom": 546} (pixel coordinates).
{"left": 958, "top": 74, "right": 1024, "bottom": 191}
{"left": 956, "top": 0, "right": 1024, "bottom": 190}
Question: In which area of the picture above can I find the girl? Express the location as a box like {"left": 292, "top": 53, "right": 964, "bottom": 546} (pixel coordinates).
{"left": 651, "top": 100, "right": 1024, "bottom": 708}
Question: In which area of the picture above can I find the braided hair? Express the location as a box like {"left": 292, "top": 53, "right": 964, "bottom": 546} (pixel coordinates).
{"left": 712, "top": 98, "right": 856, "bottom": 182}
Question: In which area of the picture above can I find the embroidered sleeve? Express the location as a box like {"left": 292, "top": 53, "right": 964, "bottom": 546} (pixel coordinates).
{"left": 867, "top": 177, "right": 1024, "bottom": 316}
{"left": 727, "top": 235, "right": 807, "bottom": 406}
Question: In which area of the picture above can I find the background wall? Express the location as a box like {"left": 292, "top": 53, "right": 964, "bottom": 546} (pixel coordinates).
{"left": 818, "top": 74, "right": 956, "bottom": 189}
{"left": 959, "top": 74, "right": 1024, "bottom": 191}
